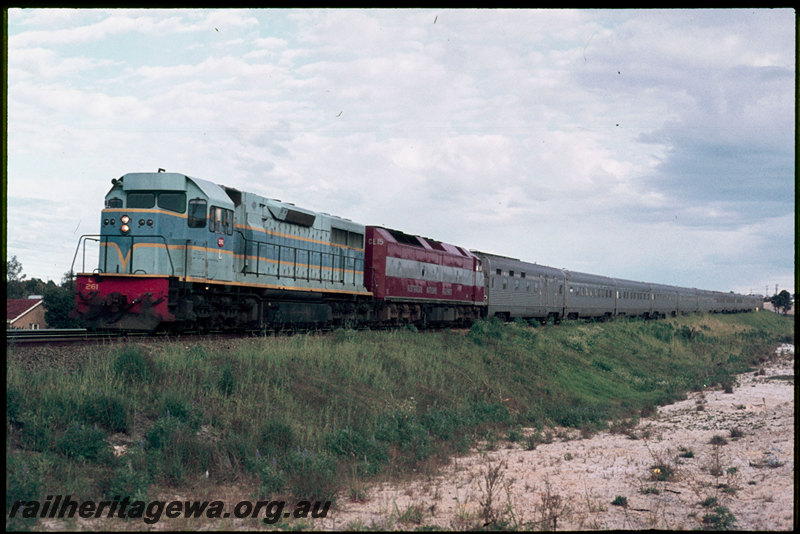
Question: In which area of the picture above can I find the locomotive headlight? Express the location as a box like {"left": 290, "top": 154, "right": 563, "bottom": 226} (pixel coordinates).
{"left": 147, "top": 219, "right": 153, "bottom": 226}
{"left": 121, "top": 215, "right": 130, "bottom": 224}
{"left": 138, "top": 219, "right": 145, "bottom": 226}
{"left": 104, "top": 218, "right": 109, "bottom": 225}
{"left": 121, "top": 224, "right": 130, "bottom": 233}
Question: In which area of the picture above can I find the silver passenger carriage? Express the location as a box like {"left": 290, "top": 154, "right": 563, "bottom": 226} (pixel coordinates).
{"left": 562, "top": 270, "right": 617, "bottom": 320}
{"left": 473, "top": 251, "right": 566, "bottom": 322}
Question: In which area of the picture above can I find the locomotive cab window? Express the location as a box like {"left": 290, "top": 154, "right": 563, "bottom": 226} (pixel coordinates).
{"left": 188, "top": 199, "right": 207, "bottom": 228}
{"left": 127, "top": 192, "right": 155, "bottom": 209}
{"left": 209, "top": 206, "right": 233, "bottom": 235}
{"left": 106, "top": 198, "right": 123, "bottom": 208}
{"left": 157, "top": 192, "right": 186, "bottom": 213}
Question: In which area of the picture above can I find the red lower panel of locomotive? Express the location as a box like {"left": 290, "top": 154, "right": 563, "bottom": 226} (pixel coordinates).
{"left": 73, "top": 274, "right": 173, "bottom": 331}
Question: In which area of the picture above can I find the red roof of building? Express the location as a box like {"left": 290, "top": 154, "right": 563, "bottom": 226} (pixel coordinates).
{"left": 7, "top": 298, "right": 43, "bottom": 322}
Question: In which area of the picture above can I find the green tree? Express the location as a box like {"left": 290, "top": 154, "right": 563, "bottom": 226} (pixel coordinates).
{"left": 770, "top": 290, "right": 793, "bottom": 315}
{"left": 6, "top": 255, "right": 25, "bottom": 282}
{"left": 43, "top": 284, "right": 82, "bottom": 329}
{"left": 6, "top": 256, "right": 27, "bottom": 299}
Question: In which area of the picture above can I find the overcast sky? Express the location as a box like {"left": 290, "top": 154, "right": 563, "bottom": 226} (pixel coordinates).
{"left": 5, "top": 8, "right": 795, "bottom": 296}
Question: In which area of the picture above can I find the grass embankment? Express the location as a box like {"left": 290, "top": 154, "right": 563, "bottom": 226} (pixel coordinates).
{"left": 6, "top": 312, "right": 793, "bottom": 528}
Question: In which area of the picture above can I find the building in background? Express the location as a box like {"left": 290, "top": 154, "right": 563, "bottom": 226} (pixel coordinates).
{"left": 6, "top": 296, "right": 48, "bottom": 330}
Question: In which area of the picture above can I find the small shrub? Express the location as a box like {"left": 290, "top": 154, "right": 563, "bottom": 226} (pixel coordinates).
{"left": 609, "top": 417, "right": 638, "bottom": 435}
{"left": 145, "top": 415, "right": 183, "bottom": 450}
{"left": 285, "top": 448, "right": 339, "bottom": 501}
{"left": 678, "top": 326, "right": 698, "bottom": 340}
{"left": 106, "top": 447, "right": 150, "bottom": 501}
{"left": 700, "top": 496, "right": 718, "bottom": 508}
{"left": 6, "top": 453, "right": 46, "bottom": 530}
{"left": 611, "top": 495, "right": 628, "bottom": 507}
{"left": 525, "top": 431, "right": 541, "bottom": 451}
{"left": 678, "top": 447, "right": 695, "bottom": 458}
{"left": 640, "top": 404, "right": 657, "bottom": 418}
{"left": 20, "top": 414, "right": 54, "bottom": 452}
{"left": 468, "top": 318, "right": 505, "bottom": 345}
{"left": 57, "top": 422, "right": 108, "bottom": 460}
{"left": 397, "top": 503, "right": 425, "bottom": 525}
{"left": 218, "top": 362, "right": 235, "bottom": 396}
{"left": 722, "top": 379, "right": 735, "bottom": 394}
{"left": 254, "top": 457, "right": 287, "bottom": 497}
{"left": 113, "top": 347, "right": 154, "bottom": 383}
{"left": 6, "top": 453, "right": 43, "bottom": 508}
{"left": 729, "top": 427, "right": 744, "bottom": 439}
{"left": 709, "top": 435, "right": 728, "bottom": 446}
{"left": 159, "top": 394, "right": 202, "bottom": 432}
{"left": 325, "top": 426, "right": 387, "bottom": 472}
{"left": 702, "top": 506, "right": 737, "bottom": 530}
{"left": 650, "top": 464, "right": 675, "bottom": 482}
{"left": 7, "top": 386, "right": 22, "bottom": 423}
{"left": 260, "top": 420, "right": 297, "bottom": 454}
{"left": 80, "top": 394, "right": 129, "bottom": 433}
{"left": 507, "top": 426, "right": 524, "bottom": 443}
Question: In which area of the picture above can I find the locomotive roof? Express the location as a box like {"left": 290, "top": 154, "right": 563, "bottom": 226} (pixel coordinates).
{"left": 119, "top": 172, "right": 233, "bottom": 208}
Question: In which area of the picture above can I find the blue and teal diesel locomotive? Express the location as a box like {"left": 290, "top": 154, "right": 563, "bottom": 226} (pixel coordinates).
{"left": 73, "top": 170, "right": 372, "bottom": 331}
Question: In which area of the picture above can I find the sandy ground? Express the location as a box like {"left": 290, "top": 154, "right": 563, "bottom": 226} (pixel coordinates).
{"left": 319, "top": 343, "right": 795, "bottom": 531}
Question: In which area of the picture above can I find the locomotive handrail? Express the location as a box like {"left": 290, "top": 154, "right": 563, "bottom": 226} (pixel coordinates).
{"left": 70, "top": 234, "right": 175, "bottom": 277}
{"left": 70, "top": 235, "right": 102, "bottom": 276}
{"left": 235, "top": 230, "right": 364, "bottom": 285}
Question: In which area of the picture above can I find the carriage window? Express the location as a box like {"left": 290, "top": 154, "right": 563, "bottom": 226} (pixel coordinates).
{"left": 106, "top": 198, "right": 123, "bottom": 208}
{"left": 127, "top": 192, "right": 155, "bottom": 208}
{"left": 188, "top": 199, "right": 207, "bottom": 228}
{"left": 158, "top": 192, "right": 186, "bottom": 213}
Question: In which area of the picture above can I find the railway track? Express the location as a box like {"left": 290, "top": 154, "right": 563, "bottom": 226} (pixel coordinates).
{"left": 6, "top": 328, "right": 128, "bottom": 345}
{"left": 6, "top": 323, "right": 463, "bottom": 348}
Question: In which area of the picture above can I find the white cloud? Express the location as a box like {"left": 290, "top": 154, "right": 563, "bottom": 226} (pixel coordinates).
{"left": 5, "top": 8, "right": 795, "bottom": 296}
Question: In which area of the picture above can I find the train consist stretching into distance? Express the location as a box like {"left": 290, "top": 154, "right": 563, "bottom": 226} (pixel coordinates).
{"left": 71, "top": 171, "right": 761, "bottom": 331}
